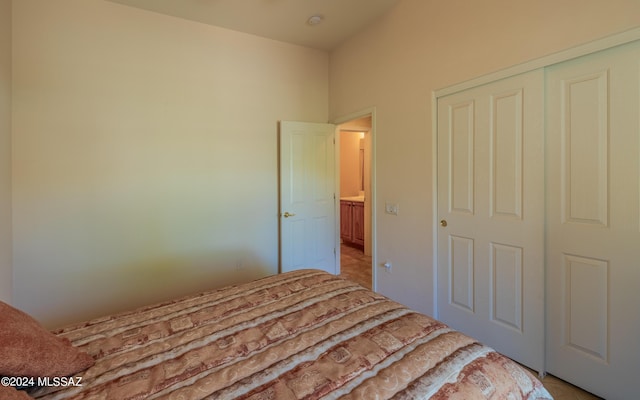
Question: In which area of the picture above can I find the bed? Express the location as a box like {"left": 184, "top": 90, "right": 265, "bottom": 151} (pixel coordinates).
{"left": 2, "top": 269, "right": 552, "bottom": 399}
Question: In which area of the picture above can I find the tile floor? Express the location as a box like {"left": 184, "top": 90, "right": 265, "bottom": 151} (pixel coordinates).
{"left": 339, "top": 243, "right": 372, "bottom": 289}
{"left": 338, "top": 243, "right": 602, "bottom": 400}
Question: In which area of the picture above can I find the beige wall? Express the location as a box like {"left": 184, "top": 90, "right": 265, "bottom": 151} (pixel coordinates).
{"left": 0, "top": 0, "right": 12, "bottom": 303}
{"left": 12, "top": 0, "right": 328, "bottom": 327}
{"left": 329, "top": 0, "right": 640, "bottom": 314}
{"left": 340, "top": 132, "right": 361, "bottom": 197}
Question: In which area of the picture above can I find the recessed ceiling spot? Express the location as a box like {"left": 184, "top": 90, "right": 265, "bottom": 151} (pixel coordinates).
{"left": 307, "top": 15, "right": 324, "bottom": 26}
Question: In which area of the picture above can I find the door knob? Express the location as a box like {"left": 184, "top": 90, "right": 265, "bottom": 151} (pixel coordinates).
{"left": 440, "top": 219, "right": 448, "bottom": 227}
{"left": 282, "top": 212, "right": 296, "bottom": 218}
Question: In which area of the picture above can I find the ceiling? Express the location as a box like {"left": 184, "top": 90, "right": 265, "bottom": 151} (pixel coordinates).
{"left": 107, "top": 0, "right": 399, "bottom": 51}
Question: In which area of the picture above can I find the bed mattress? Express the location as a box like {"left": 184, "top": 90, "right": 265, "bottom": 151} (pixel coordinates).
{"left": 28, "top": 269, "right": 552, "bottom": 399}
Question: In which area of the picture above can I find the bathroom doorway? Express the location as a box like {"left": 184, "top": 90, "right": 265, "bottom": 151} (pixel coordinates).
{"left": 336, "top": 112, "right": 374, "bottom": 290}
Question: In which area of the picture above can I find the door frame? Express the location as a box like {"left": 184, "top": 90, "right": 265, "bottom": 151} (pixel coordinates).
{"left": 333, "top": 107, "right": 377, "bottom": 290}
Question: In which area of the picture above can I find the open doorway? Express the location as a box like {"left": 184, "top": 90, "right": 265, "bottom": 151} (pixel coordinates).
{"left": 336, "top": 113, "right": 374, "bottom": 290}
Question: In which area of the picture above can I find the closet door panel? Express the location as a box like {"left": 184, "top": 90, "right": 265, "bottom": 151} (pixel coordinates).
{"left": 546, "top": 40, "right": 640, "bottom": 400}
{"left": 491, "top": 89, "right": 523, "bottom": 219}
{"left": 437, "top": 69, "right": 545, "bottom": 373}
{"left": 562, "top": 70, "right": 609, "bottom": 226}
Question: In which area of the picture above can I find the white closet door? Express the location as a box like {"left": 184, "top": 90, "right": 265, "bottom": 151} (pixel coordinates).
{"left": 437, "top": 70, "right": 545, "bottom": 372}
{"left": 546, "top": 40, "right": 640, "bottom": 400}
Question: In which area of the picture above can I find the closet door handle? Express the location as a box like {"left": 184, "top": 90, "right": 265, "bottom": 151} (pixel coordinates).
{"left": 440, "top": 219, "right": 448, "bottom": 227}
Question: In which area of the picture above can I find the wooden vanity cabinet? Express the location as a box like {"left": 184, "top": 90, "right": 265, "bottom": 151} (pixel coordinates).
{"left": 340, "top": 200, "right": 364, "bottom": 247}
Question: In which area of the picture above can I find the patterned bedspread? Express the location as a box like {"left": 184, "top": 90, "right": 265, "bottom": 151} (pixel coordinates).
{"left": 29, "top": 269, "right": 552, "bottom": 399}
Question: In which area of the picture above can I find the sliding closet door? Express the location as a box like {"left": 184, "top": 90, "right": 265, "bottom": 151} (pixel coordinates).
{"left": 546, "top": 40, "right": 640, "bottom": 400}
{"left": 437, "top": 70, "right": 545, "bottom": 372}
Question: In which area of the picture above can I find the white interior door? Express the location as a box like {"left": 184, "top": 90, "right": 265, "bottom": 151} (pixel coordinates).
{"left": 279, "top": 121, "right": 337, "bottom": 274}
{"left": 546, "top": 40, "right": 640, "bottom": 400}
{"left": 437, "top": 70, "right": 545, "bottom": 372}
